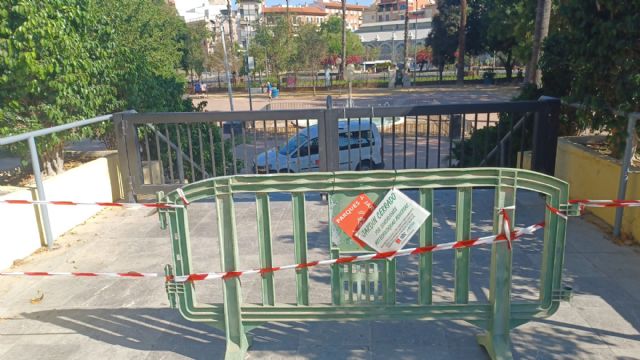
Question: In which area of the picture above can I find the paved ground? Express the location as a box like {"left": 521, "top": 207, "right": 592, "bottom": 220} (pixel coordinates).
{"left": 199, "top": 85, "right": 520, "bottom": 112}
{"left": 1, "top": 188, "right": 639, "bottom": 359}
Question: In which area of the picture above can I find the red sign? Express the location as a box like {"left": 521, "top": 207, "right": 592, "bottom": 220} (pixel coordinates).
{"left": 332, "top": 194, "right": 376, "bottom": 249}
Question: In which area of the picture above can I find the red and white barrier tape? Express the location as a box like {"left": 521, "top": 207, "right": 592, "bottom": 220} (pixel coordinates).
{"left": 0, "top": 271, "right": 160, "bottom": 278}
{"left": 169, "top": 221, "right": 544, "bottom": 282}
{"left": 0, "top": 222, "right": 544, "bottom": 283}
{"left": 0, "top": 199, "right": 183, "bottom": 209}
{"left": 569, "top": 199, "right": 640, "bottom": 208}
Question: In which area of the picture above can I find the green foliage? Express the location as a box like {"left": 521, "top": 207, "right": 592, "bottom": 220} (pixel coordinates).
{"left": 0, "top": 0, "right": 117, "bottom": 173}
{"left": 540, "top": 0, "right": 640, "bottom": 157}
{"left": 250, "top": 18, "right": 296, "bottom": 84}
{"left": 181, "top": 21, "right": 211, "bottom": 79}
{"left": 427, "top": 0, "right": 459, "bottom": 79}
{"left": 320, "top": 16, "right": 364, "bottom": 58}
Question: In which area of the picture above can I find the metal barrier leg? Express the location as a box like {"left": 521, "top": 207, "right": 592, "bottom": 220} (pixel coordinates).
{"left": 216, "top": 192, "right": 250, "bottom": 359}
{"left": 477, "top": 177, "right": 515, "bottom": 360}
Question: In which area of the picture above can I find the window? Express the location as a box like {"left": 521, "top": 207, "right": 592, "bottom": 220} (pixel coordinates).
{"left": 385, "top": 14, "right": 390, "bottom": 21}
{"left": 378, "top": 15, "right": 383, "bottom": 21}
{"left": 295, "top": 138, "right": 320, "bottom": 157}
{"left": 338, "top": 131, "right": 374, "bottom": 150}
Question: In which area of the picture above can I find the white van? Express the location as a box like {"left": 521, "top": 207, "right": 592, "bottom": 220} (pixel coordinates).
{"left": 254, "top": 120, "right": 384, "bottom": 173}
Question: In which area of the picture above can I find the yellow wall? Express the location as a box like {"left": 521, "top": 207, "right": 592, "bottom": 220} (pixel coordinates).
{"left": 0, "top": 153, "right": 123, "bottom": 270}
{"left": 555, "top": 137, "right": 640, "bottom": 242}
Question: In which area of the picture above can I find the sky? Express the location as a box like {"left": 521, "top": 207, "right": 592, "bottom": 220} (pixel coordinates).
{"left": 265, "top": 0, "right": 374, "bottom": 7}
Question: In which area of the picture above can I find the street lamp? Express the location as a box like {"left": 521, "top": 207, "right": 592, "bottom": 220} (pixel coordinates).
{"left": 391, "top": 32, "right": 396, "bottom": 65}
{"left": 211, "top": 18, "right": 234, "bottom": 111}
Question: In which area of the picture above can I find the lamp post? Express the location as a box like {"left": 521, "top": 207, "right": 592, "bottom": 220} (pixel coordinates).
{"left": 413, "top": 12, "right": 419, "bottom": 84}
{"left": 211, "top": 18, "right": 234, "bottom": 111}
{"left": 391, "top": 32, "right": 396, "bottom": 64}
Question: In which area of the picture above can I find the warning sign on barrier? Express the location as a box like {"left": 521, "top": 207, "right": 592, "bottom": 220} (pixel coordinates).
{"left": 355, "top": 189, "right": 430, "bottom": 253}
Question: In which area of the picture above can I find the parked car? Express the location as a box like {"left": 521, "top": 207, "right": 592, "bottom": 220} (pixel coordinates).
{"left": 254, "top": 120, "right": 384, "bottom": 173}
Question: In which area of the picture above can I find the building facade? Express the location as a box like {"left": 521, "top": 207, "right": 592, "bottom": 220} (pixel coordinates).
{"left": 237, "top": 0, "right": 263, "bottom": 50}
{"left": 363, "top": 0, "right": 435, "bottom": 23}
{"left": 262, "top": 6, "right": 328, "bottom": 27}
{"left": 356, "top": 12, "right": 432, "bottom": 64}
{"left": 314, "top": 0, "right": 367, "bottom": 30}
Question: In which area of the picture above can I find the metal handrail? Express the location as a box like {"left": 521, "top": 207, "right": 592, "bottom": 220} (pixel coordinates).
{"left": 0, "top": 110, "right": 135, "bottom": 145}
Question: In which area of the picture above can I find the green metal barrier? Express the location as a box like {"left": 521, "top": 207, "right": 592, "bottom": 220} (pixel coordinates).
{"left": 160, "top": 168, "right": 572, "bottom": 360}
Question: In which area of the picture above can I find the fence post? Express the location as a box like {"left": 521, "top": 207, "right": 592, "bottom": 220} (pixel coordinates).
{"left": 319, "top": 96, "right": 340, "bottom": 172}
{"left": 532, "top": 96, "right": 561, "bottom": 175}
{"left": 614, "top": 112, "right": 640, "bottom": 237}
{"left": 27, "top": 136, "right": 54, "bottom": 249}
{"left": 114, "top": 113, "right": 137, "bottom": 202}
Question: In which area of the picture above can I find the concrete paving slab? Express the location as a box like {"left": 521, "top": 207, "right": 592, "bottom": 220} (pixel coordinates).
{"left": 1, "top": 188, "right": 640, "bottom": 359}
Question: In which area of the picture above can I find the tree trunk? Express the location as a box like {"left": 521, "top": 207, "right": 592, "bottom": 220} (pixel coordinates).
{"left": 499, "top": 50, "right": 514, "bottom": 80}
{"left": 526, "top": 0, "right": 552, "bottom": 86}
{"left": 438, "top": 63, "right": 444, "bottom": 82}
{"left": 456, "top": 0, "right": 467, "bottom": 85}
{"left": 340, "top": 0, "right": 346, "bottom": 80}
{"left": 403, "top": 2, "right": 409, "bottom": 75}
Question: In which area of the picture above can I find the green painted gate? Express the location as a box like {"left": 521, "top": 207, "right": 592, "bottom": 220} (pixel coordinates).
{"left": 160, "top": 168, "right": 573, "bottom": 359}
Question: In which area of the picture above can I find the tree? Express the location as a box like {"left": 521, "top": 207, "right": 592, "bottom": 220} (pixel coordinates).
{"left": 182, "top": 21, "right": 210, "bottom": 82}
{"left": 526, "top": 0, "right": 551, "bottom": 86}
{"left": 340, "top": 0, "right": 347, "bottom": 80}
{"left": 427, "top": 0, "right": 459, "bottom": 81}
{"left": 321, "top": 16, "right": 364, "bottom": 60}
{"left": 250, "top": 18, "right": 296, "bottom": 86}
{"left": 0, "top": 0, "right": 116, "bottom": 175}
{"left": 456, "top": 0, "right": 467, "bottom": 84}
{"left": 295, "top": 24, "right": 328, "bottom": 95}
{"left": 540, "top": 0, "right": 640, "bottom": 157}
{"left": 481, "top": 0, "right": 535, "bottom": 80}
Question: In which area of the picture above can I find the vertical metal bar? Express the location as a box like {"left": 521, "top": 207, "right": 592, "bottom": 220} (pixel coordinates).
{"left": 437, "top": 115, "right": 442, "bottom": 168}
{"left": 230, "top": 127, "right": 238, "bottom": 175}
{"left": 384, "top": 259, "right": 396, "bottom": 305}
{"left": 292, "top": 192, "right": 310, "bottom": 305}
{"left": 144, "top": 131, "right": 152, "bottom": 184}
{"left": 414, "top": 116, "right": 418, "bottom": 169}
{"left": 198, "top": 127, "right": 205, "bottom": 179}
{"left": 348, "top": 264, "right": 354, "bottom": 303}
{"left": 484, "top": 113, "right": 490, "bottom": 162}
{"left": 403, "top": 115, "right": 407, "bottom": 169}
{"left": 165, "top": 126, "right": 174, "bottom": 183}
{"left": 306, "top": 120, "right": 311, "bottom": 171}
{"left": 28, "top": 137, "right": 54, "bottom": 249}
{"left": 187, "top": 125, "right": 195, "bottom": 182}
{"left": 507, "top": 113, "right": 514, "bottom": 167}
{"left": 454, "top": 187, "right": 472, "bottom": 304}
{"left": 272, "top": 120, "right": 278, "bottom": 173}
{"left": 295, "top": 120, "right": 301, "bottom": 171}
{"left": 614, "top": 113, "right": 639, "bottom": 237}
{"left": 473, "top": 113, "right": 479, "bottom": 165}
{"left": 256, "top": 193, "right": 275, "bottom": 305}
{"left": 219, "top": 122, "right": 227, "bottom": 176}
{"left": 418, "top": 188, "right": 434, "bottom": 305}
{"left": 368, "top": 117, "right": 373, "bottom": 166}
{"left": 175, "top": 125, "right": 185, "bottom": 183}
{"left": 208, "top": 126, "right": 217, "bottom": 177}
{"left": 496, "top": 114, "right": 502, "bottom": 167}
{"left": 154, "top": 128, "right": 163, "bottom": 184}
{"left": 241, "top": 124, "right": 248, "bottom": 174}
{"left": 460, "top": 114, "right": 466, "bottom": 167}
{"left": 380, "top": 116, "right": 386, "bottom": 168}
{"left": 285, "top": 119, "right": 290, "bottom": 171}
{"left": 392, "top": 116, "right": 396, "bottom": 169}
{"left": 253, "top": 121, "right": 258, "bottom": 173}
{"left": 519, "top": 115, "right": 527, "bottom": 169}
{"left": 358, "top": 118, "right": 363, "bottom": 167}
{"left": 425, "top": 116, "right": 430, "bottom": 168}
{"left": 448, "top": 114, "right": 454, "bottom": 167}
{"left": 347, "top": 118, "right": 352, "bottom": 170}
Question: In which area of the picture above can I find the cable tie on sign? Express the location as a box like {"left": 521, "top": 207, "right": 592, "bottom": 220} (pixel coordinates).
{"left": 499, "top": 208, "right": 513, "bottom": 250}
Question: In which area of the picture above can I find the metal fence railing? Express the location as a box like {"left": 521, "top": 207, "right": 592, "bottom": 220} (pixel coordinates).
{"left": 116, "top": 98, "right": 561, "bottom": 199}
